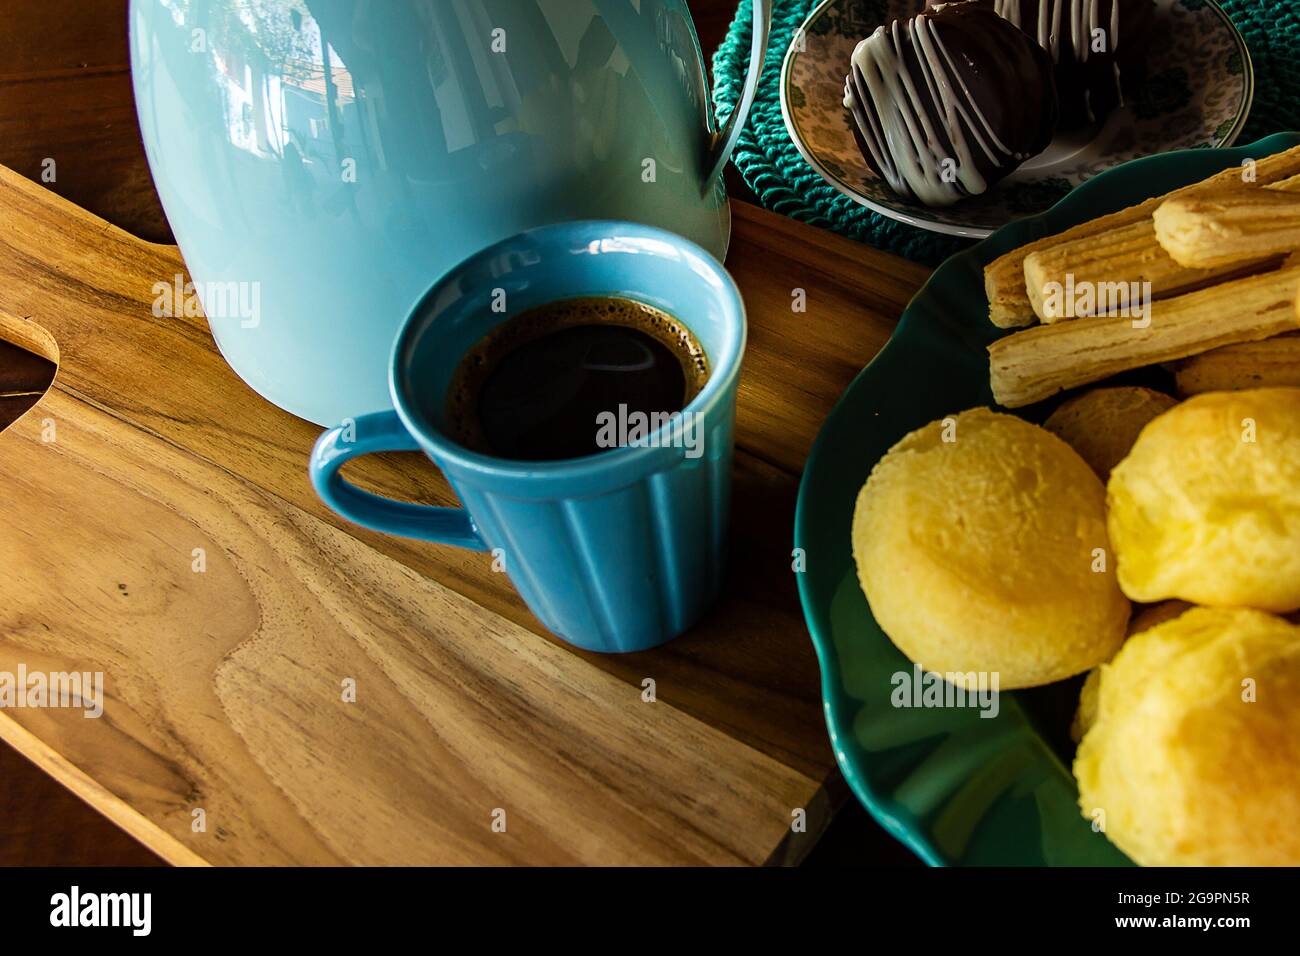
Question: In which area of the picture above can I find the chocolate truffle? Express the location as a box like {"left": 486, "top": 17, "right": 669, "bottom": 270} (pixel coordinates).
{"left": 844, "top": 2, "right": 1058, "bottom": 207}
{"left": 932, "top": 0, "right": 1158, "bottom": 128}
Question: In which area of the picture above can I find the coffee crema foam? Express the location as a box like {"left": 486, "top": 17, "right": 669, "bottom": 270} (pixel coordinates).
{"left": 445, "top": 296, "right": 710, "bottom": 459}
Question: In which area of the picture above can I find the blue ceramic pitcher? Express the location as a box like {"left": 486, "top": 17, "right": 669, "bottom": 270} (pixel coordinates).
{"left": 130, "top": 0, "right": 771, "bottom": 426}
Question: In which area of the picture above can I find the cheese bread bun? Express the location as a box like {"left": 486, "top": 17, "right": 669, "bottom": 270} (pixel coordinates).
{"left": 1043, "top": 387, "right": 1178, "bottom": 480}
{"left": 1107, "top": 388, "right": 1300, "bottom": 612}
{"left": 1071, "top": 601, "right": 1192, "bottom": 742}
{"left": 852, "top": 408, "right": 1130, "bottom": 689}
{"left": 1075, "top": 607, "right": 1300, "bottom": 866}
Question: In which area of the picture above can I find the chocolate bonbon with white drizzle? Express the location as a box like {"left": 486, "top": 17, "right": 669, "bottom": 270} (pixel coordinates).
{"left": 930, "top": 0, "right": 1158, "bottom": 128}
{"left": 843, "top": 1, "right": 1058, "bottom": 207}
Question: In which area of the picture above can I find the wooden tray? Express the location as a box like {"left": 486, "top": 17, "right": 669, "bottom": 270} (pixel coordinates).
{"left": 0, "top": 165, "right": 929, "bottom": 865}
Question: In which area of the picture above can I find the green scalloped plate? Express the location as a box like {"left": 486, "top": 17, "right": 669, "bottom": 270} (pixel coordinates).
{"left": 794, "top": 132, "right": 1300, "bottom": 866}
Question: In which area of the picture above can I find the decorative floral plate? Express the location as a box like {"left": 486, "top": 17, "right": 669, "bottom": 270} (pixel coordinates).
{"left": 780, "top": 0, "right": 1254, "bottom": 237}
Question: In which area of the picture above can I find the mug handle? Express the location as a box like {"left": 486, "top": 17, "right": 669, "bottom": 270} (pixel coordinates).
{"left": 310, "top": 410, "right": 487, "bottom": 551}
{"left": 704, "top": 0, "right": 773, "bottom": 191}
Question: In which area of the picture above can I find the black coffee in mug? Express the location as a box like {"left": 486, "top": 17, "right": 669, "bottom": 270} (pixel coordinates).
{"left": 446, "top": 296, "right": 710, "bottom": 461}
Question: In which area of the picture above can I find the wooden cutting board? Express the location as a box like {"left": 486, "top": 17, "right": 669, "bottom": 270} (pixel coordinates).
{"left": 0, "top": 164, "right": 930, "bottom": 865}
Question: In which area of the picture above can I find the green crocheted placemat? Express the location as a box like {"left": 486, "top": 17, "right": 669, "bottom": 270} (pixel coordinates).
{"left": 712, "top": 0, "right": 1300, "bottom": 265}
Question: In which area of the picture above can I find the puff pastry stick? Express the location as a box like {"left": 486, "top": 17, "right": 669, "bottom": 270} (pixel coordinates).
{"left": 1023, "top": 219, "right": 1277, "bottom": 323}
{"left": 983, "top": 144, "right": 1300, "bottom": 328}
{"left": 1154, "top": 187, "right": 1300, "bottom": 269}
{"left": 989, "top": 266, "right": 1300, "bottom": 407}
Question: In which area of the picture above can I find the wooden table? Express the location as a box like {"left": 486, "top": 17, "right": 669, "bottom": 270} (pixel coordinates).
{"left": 0, "top": 0, "right": 934, "bottom": 866}
{"left": 0, "top": 163, "right": 929, "bottom": 865}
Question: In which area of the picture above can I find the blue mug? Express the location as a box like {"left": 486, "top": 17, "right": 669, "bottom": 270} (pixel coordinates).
{"left": 310, "top": 221, "right": 747, "bottom": 653}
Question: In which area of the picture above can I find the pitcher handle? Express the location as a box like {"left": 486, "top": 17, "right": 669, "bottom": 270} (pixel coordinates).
{"left": 310, "top": 410, "right": 487, "bottom": 551}
{"left": 704, "top": 0, "right": 773, "bottom": 191}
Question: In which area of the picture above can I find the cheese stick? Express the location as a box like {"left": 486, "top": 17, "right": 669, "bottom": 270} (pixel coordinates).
{"left": 988, "top": 266, "right": 1300, "bottom": 408}
{"left": 1022, "top": 173, "right": 1300, "bottom": 324}
{"left": 983, "top": 144, "right": 1300, "bottom": 328}
{"left": 1154, "top": 187, "right": 1300, "bottom": 269}
{"left": 1023, "top": 219, "right": 1277, "bottom": 322}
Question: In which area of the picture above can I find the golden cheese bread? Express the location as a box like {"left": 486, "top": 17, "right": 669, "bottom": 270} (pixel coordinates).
{"left": 852, "top": 408, "right": 1129, "bottom": 689}
{"left": 1074, "top": 607, "right": 1300, "bottom": 866}
{"left": 1070, "top": 599, "right": 1192, "bottom": 743}
{"left": 1173, "top": 331, "right": 1300, "bottom": 395}
{"left": 1107, "top": 388, "right": 1300, "bottom": 612}
{"left": 1044, "top": 386, "right": 1178, "bottom": 480}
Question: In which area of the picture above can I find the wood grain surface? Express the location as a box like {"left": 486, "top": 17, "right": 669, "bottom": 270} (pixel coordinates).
{"left": 0, "top": 0, "right": 171, "bottom": 243}
{"left": 0, "top": 161, "right": 926, "bottom": 865}
{"left": 4, "top": 383, "right": 822, "bottom": 865}
{"left": 0, "top": 0, "right": 931, "bottom": 866}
